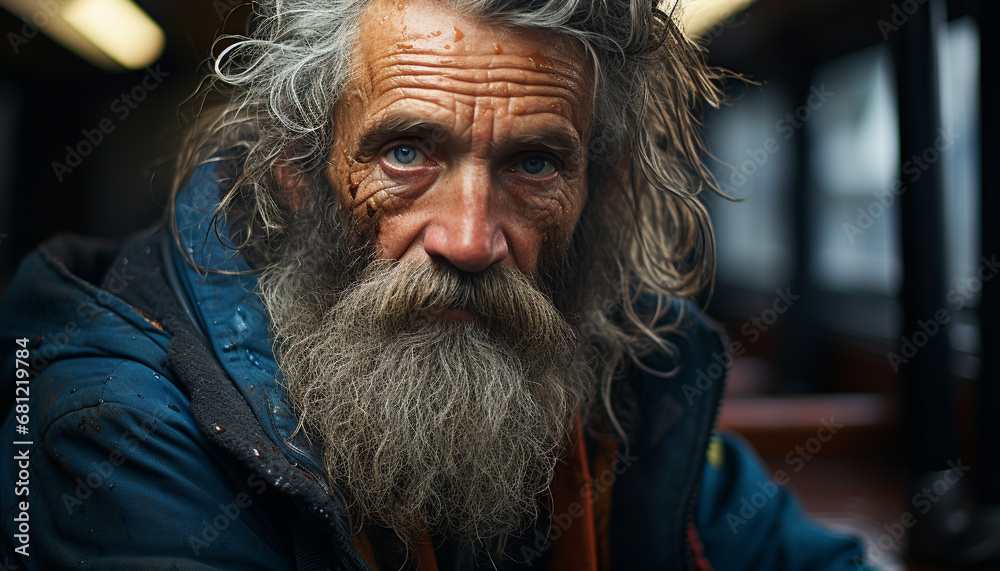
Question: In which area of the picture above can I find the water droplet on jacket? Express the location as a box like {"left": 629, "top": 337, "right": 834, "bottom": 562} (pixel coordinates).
{"left": 153, "top": 373, "right": 161, "bottom": 380}
{"left": 70, "top": 388, "right": 77, "bottom": 394}
{"left": 252, "top": 448, "right": 263, "bottom": 459}
{"left": 211, "top": 423, "right": 227, "bottom": 434}
{"left": 168, "top": 404, "right": 180, "bottom": 412}
{"left": 233, "top": 306, "right": 250, "bottom": 334}
{"left": 97, "top": 398, "right": 105, "bottom": 404}
{"left": 222, "top": 342, "right": 237, "bottom": 352}
{"left": 136, "top": 394, "right": 143, "bottom": 399}
{"left": 249, "top": 384, "right": 256, "bottom": 392}
{"left": 273, "top": 476, "right": 283, "bottom": 486}
{"left": 245, "top": 349, "right": 262, "bottom": 369}
{"left": 108, "top": 483, "right": 115, "bottom": 490}
{"left": 121, "top": 258, "right": 128, "bottom": 265}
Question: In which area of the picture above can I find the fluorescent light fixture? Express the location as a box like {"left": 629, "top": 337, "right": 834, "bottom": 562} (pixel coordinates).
{"left": 680, "top": 0, "right": 760, "bottom": 37}
{"left": 0, "top": 0, "right": 164, "bottom": 71}
{"left": 61, "top": 0, "right": 164, "bottom": 70}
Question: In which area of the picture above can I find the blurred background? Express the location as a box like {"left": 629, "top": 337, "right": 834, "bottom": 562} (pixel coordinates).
{"left": 0, "top": 0, "right": 996, "bottom": 569}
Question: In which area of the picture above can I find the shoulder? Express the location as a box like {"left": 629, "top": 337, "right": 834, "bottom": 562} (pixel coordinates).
{"left": 696, "top": 432, "right": 871, "bottom": 570}
{"left": 1, "top": 314, "right": 290, "bottom": 569}
{"left": 1, "top": 361, "right": 292, "bottom": 569}
{"left": 27, "top": 356, "right": 190, "bottom": 446}
{"left": 0, "top": 232, "right": 299, "bottom": 568}
{"left": 642, "top": 295, "right": 728, "bottom": 375}
{"left": 2, "top": 232, "right": 179, "bottom": 440}
{"left": 622, "top": 295, "right": 729, "bottom": 415}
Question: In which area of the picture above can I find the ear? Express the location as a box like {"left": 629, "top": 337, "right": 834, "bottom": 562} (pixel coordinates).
{"left": 274, "top": 162, "right": 309, "bottom": 210}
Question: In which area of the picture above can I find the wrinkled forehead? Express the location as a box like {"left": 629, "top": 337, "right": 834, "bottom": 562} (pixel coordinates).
{"left": 347, "top": 0, "right": 596, "bottom": 127}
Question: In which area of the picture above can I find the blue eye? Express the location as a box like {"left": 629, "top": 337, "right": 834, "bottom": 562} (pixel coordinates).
{"left": 516, "top": 156, "right": 554, "bottom": 176}
{"left": 388, "top": 146, "right": 422, "bottom": 165}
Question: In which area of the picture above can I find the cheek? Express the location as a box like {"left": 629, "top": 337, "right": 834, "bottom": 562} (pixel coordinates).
{"left": 325, "top": 153, "right": 432, "bottom": 262}
{"left": 500, "top": 175, "right": 588, "bottom": 273}
{"left": 503, "top": 173, "right": 587, "bottom": 242}
{"left": 329, "top": 151, "right": 421, "bottom": 222}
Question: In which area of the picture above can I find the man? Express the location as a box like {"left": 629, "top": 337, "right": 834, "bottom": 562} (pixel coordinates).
{"left": 0, "top": 0, "right": 870, "bottom": 569}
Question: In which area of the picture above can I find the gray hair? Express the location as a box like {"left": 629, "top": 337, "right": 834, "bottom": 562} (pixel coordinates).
{"left": 172, "top": 0, "right": 728, "bottom": 436}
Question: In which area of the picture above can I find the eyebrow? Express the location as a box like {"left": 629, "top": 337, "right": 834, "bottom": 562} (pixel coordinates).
{"left": 354, "top": 113, "right": 585, "bottom": 166}
{"left": 355, "top": 115, "right": 445, "bottom": 160}
{"left": 500, "top": 129, "right": 583, "bottom": 165}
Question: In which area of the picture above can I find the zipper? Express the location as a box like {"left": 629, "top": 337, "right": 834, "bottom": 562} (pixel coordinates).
{"left": 282, "top": 438, "right": 333, "bottom": 495}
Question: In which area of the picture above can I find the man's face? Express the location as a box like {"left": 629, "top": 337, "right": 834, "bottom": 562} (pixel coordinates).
{"left": 326, "top": 0, "right": 593, "bottom": 280}
{"left": 269, "top": 0, "right": 598, "bottom": 545}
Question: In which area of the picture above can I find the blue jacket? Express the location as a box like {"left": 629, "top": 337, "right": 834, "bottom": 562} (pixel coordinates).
{"left": 0, "top": 164, "right": 871, "bottom": 570}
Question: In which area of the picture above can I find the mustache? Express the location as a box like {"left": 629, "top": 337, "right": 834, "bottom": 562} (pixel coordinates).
{"left": 343, "top": 260, "right": 574, "bottom": 354}
{"left": 262, "top": 218, "right": 595, "bottom": 543}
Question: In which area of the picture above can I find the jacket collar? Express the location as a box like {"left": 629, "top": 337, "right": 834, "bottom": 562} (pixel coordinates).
{"left": 171, "top": 160, "right": 323, "bottom": 475}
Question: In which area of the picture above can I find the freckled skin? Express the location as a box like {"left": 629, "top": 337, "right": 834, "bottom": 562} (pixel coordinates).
{"left": 325, "top": 0, "right": 593, "bottom": 275}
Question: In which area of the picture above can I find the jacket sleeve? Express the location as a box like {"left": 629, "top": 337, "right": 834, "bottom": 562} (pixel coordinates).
{"left": 1, "top": 357, "right": 294, "bottom": 570}
{"left": 695, "top": 431, "right": 873, "bottom": 571}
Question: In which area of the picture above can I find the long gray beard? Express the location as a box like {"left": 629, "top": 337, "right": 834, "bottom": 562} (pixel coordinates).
{"left": 263, "top": 235, "right": 593, "bottom": 545}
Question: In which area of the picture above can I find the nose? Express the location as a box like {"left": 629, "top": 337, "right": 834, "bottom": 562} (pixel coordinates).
{"left": 421, "top": 176, "right": 509, "bottom": 273}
